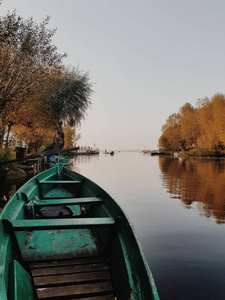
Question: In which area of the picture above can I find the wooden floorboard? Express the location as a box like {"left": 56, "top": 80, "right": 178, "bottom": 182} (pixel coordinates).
{"left": 33, "top": 270, "right": 111, "bottom": 286}
{"left": 31, "top": 262, "right": 109, "bottom": 277}
{"left": 36, "top": 281, "right": 113, "bottom": 299}
{"left": 29, "top": 256, "right": 105, "bottom": 269}
{"left": 29, "top": 256, "right": 115, "bottom": 299}
{"left": 70, "top": 295, "right": 115, "bottom": 300}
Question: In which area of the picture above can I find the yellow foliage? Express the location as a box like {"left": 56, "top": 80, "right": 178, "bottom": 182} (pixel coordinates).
{"left": 159, "top": 93, "right": 225, "bottom": 153}
{"left": 63, "top": 124, "right": 80, "bottom": 149}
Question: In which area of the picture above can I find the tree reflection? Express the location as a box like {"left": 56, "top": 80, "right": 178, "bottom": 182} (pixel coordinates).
{"left": 158, "top": 157, "right": 225, "bottom": 224}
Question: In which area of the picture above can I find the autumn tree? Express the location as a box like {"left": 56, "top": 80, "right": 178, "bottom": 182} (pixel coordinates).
{"left": 0, "top": 11, "right": 93, "bottom": 152}
{"left": 159, "top": 93, "right": 225, "bottom": 155}
{"left": 63, "top": 123, "right": 81, "bottom": 149}
{"left": 179, "top": 103, "right": 199, "bottom": 150}
{"left": 0, "top": 11, "right": 66, "bottom": 147}
{"left": 42, "top": 67, "right": 92, "bottom": 149}
{"left": 158, "top": 113, "right": 182, "bottom": 152}
{"left": 196, "top": 97, "right": 218, "bottom": 150}
{"left": 211, "top": 94, "right": 225, "bottom": 149}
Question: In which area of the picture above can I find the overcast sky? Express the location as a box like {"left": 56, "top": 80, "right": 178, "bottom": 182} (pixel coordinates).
{"left": 1, "top": 0, "right": 225, "bottom": 150}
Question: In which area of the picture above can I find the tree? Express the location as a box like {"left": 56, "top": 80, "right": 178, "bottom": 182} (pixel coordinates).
{"left": 0, "top": 11, "right": 66, "bottom": 146}
{"left": 159, "top": 93, "right": 225, "bottom": 155}
{"left": 44, "top": 67, "right": 93, "bottom": 149}
{"left": 0, "top": 11, "right": 93, "bottom": 151}
{"left": 211, "top": 94, "right": 225, "bottom": 148}
{"left": 179, "top": 103, "right": 199, "bottom": 150}
{"left": 196, "top": 97, "right": 219, "bottom": 151}
{"left": 158, "top": 113, "right": 182, "bottom": 152}
{"left": 6, "top": 66, "right": 93, "bottom": 152}
{"left": 63, "top": 123, "right": 81, "bottom": 149}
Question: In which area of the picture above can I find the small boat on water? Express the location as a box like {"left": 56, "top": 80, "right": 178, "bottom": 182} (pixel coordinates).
{"left": 49, "top": 155, "right": 73, "bottom": 167}
{"left": 0, "top": 165, "right": 159, "bottom": 299}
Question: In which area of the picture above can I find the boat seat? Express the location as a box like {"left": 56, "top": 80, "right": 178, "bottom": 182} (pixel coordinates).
{"left": 7, "top": 217, "right": 115, "bottom": 231}
{"left": 35, "top": 178, "right": 84, "bottom": 199}
{"left": 38, "top": 180, "right": 82, "bottom": 184}
{"left": 22, "top": 193, "right": 103, "bottom": 219}
{"left": 26, "top": 197, "right": 102, "bottom": 206}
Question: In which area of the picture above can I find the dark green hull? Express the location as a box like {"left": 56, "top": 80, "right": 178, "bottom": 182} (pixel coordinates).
{"left": 0, "top": 165, "right": 159, "bottom": 299}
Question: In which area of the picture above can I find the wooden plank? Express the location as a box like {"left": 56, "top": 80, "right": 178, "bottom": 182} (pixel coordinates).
{"left": 32, "top": 197, "right": 102, "bottom": 206}
{"left": 12, "top": 217, "right": 115, "bottom": 231}
{"left": 39, "top": 180, "right": 81, "bottom": 184}
{"left": 36, "top": 281, "right": 113, "bottom": 299}
{"left": 30, "top": 256, "right": 105, "bottom": 269}
{"left": 33, "top": 270, "right": 111, "bottom": 286}
{"left": 71, "top": 295, "right": 114, "bottom": 300}
{"left": 31, "top": 262, "right": 109, "bottom": 277}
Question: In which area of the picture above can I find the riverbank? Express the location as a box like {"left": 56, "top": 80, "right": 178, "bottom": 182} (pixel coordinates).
{"left": 0, "top": 147, "right": 100, "bottom": 180}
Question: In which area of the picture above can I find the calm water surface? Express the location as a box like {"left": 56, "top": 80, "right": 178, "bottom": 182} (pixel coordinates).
{"left": 1, "top": 152, "right": 225, "bottom": 299}
{"left": 71, "top": 152, "right": 225, "bottom": 300}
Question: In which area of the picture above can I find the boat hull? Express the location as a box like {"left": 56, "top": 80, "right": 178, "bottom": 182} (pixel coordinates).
{"left": 0, "top": 166, "right": 159, "bottom": 299}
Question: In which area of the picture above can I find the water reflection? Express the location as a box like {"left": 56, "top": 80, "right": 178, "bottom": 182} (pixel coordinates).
{"left": 159, "top": 156, "right": 225, "bottom": 224}
{"left": 74, "top": 154, "right": 99, "bottom": 165}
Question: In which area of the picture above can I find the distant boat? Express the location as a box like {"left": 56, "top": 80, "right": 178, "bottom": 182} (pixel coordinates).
{"left": 0, "top": 165, "right": 160, "bottom": 299}
{"left": 110, "top": 151, "right": 114, "bottom": 155}
{"left": 173, "top": 152, "right": 181, "bottom": 158}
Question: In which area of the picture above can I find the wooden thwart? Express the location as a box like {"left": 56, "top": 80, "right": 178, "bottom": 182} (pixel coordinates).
{"left": 35, "top": 178, "right": 82, "bottom": 199}
{"left": 32, "top": 197, "right": 102, "bottom": 206}
{"left": 39, "top": 180, "right": 81, "bottom": 184}
{"left": 11, "top": 217, "right": 115, "bottom": 231}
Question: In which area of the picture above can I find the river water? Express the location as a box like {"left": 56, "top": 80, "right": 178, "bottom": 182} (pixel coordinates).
{"left": 71, "top": 152, "right": 225, "bottom": 300}
{"left": 1, "top": 151, "right": 225, "bottom": 299}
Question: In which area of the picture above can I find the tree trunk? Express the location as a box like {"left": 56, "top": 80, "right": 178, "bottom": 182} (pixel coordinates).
{"left": 0, "top": 125, "right": 5, "bottom": 148}
{"left": 55, "top": 122, "right": 65, "bottom": 149}
{"left": 5, "top": 123, "right": 13, "bottom": 148}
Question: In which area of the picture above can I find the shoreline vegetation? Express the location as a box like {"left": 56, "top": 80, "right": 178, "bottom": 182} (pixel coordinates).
{"left": 158, "top": 93, "right": 225, "bottom": 157}
{"left": 0, "top": 10, "right": 93, "bottom": 175}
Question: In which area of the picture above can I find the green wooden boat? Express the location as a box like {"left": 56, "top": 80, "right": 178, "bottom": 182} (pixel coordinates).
{"left": 0, "top": 165, "right": 159, "bottom": 300}
{"left": 49, "top": 155, "right": 73, "bottom": 167}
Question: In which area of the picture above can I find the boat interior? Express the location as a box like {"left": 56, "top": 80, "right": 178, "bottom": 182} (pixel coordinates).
{"left": 1, "top": 166, "right": 144, "bottom": 299}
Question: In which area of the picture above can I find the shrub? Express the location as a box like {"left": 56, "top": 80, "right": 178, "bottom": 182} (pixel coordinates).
{"left": 0, "top": 148, "right": 15, "bottom": 164}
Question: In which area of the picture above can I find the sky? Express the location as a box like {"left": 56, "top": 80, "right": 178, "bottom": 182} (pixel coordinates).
{"left": 1, "top": 0, "right": 225, "bottom": 151}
